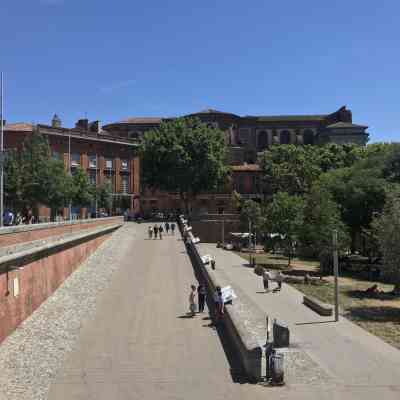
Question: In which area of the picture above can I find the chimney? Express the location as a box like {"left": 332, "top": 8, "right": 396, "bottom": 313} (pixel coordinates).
{"left": 51, "top": 114, "right": 61, "bottom": 128}
{"left": 89, "top": 120, "right": 101, "bottom": 133}
{"left": 75, "top": 118, "right": 89, "bottom": 131}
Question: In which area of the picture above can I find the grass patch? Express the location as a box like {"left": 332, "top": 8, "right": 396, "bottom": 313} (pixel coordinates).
{"left": 235, "top": 251, "right": 319, "bottom": 270}
{"left": 291, "top": 278, "right": 400, "bottom": 349}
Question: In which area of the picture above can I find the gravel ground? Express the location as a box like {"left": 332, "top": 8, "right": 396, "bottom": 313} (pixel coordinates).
{"left": 0, "top": 222, "right": 137, "bottom": 400}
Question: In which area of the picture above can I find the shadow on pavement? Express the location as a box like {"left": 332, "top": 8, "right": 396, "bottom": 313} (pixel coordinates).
{"left": 184, "top": 239, "right": 251, "bottom": 384}
{"left": 177, "top": 314, "right": 195, "bottom": 319}
{"left": 295, "top": 320, "right": 336, "bottom": 325}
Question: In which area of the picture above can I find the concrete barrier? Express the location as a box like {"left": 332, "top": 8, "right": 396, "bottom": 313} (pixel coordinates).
{"left": 179, "top": 218, "right": 263, "bottom": 381}
{"left": 303, "top": 295, "right": 333, "bottom": 316}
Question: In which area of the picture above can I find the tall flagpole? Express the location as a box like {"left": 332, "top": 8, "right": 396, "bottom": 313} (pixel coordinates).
{"left": 0, "top": 72, "right": 4, "bottom": 228}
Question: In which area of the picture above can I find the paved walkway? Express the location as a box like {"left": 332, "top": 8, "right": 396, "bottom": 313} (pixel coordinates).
{"left": 200, "top": 243, "right": 400, "bottom": 400}
{"left": 48, "top": 224, "right": 268, "bottom": 400}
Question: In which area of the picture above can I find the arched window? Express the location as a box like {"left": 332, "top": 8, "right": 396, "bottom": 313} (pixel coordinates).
{"left": 303, "top": 130, "right": 314, "bottom": 145}
{"left": 258, "top": 131, "right": 268, "bottom": 151}
{"left": 280, "top": 130, "right": 291, "bottom": 145}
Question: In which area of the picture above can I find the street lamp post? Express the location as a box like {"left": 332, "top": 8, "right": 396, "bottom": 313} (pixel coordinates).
{"left": 333, "top": 230, "right": 339, "bottom": 322}
{"left": 68, "top": 133, "right": 72, "bottom": 221}
{"left": 0, "top": 72, "right": 4, "bottom": 228}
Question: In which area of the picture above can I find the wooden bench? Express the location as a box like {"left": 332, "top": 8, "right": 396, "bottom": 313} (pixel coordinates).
{"left": 303, "top": 295, "right": 333, "bottom": 316}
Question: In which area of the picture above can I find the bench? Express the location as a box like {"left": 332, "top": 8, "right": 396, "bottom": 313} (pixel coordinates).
{"left": 303, "top": 295, "right": 333, "bottom": 316}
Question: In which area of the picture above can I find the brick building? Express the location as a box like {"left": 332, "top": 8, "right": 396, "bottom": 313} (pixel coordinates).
{"left": 102, "top": 105, "right": 369, "bottom": 215}
{"left": 4, "top": 115, "right": 140, "bottom": 220}
{"left": 3, "top": 106, "right": 369, "bottom": 219}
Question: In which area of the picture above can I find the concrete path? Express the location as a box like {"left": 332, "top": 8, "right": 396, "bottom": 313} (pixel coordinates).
{"left": 200, "top": 243, "right": 400, "bottom": 399}
{"left": 48, "top": 223, "right": 268, "bottom": 400}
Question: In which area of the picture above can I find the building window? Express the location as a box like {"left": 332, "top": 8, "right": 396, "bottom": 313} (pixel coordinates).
{"left": 238, "top": 128, "right": 250, "bottom": 146}
{"left": 121, "top": 175, "right": 129, "bottom": 194}
{"left": 258, "top": 131, "right": 268, "bottom": 151}
{"left": 280, "top": 131, "right": 291, "bottom": 145}
{"left": 89, "top": 170, "right": 97, "bottom": 185}
{"left": 88, "top": 154, "right": 97, "bottom": 168}
{"left": 303, "top": 130, "right": 314, "bottom": 145}
{"left": 105, "top": 158, "right": 113, "bottom": 170}
{"left": 128, "top": 131, "right": 141, "bottom": 139}
{"left": 104, "top": 171, "right": 114, "bottom": 191}
{"left": 121, "top": 159, "right": 129, "bottom": 170}
{"left": 71, "top": 153, "right": 80, "bottom": 167}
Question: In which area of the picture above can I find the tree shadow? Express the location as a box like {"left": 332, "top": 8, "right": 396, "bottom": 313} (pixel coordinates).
{"left": 346, "top": 290, "right": 400, "bottom": 301}
{"left": 347, "top": 306, "right": 400, "bottom": 323}
{"left": 185, "top": 244, "right": 251, "bottom": 384}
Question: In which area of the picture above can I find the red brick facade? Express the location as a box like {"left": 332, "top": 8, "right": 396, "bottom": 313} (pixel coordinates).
{"left": 4, "top": 119, "right": 140, "bottom": 219}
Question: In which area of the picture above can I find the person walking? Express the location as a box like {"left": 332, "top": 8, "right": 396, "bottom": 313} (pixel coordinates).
{"left": 165, "top": 222, "right": 170, "bottom": 235}
{"left": 171, "top": 223, "right": 176, "bottom": 235}
{"left": 159, "top": 224, "right": 164, "bottom": 239}
{"left": 263, "top": 270, "right": 269, "bottom": 292}
{"left": 148, "top": 226, "right": 153, "bottom": 239}
{"left": 197, "top": 284, "right": 207, "bottom": 313}
{"left": 213, "top": 286, "right": 224, "bottom": 323}
{"left": 189, "top": 285, "right": 197, "bottom": 316}
{"left": 153, "top": 225, "right": 159, "bottom": 239}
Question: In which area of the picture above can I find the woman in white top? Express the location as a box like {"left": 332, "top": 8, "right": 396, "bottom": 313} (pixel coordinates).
{"left": 189, "top": 285, "right": 197, "bottom": 316}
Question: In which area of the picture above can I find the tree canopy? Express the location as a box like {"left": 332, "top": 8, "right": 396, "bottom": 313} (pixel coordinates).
{"left": 140, "top": 117, "right": 228, "bottom": 212}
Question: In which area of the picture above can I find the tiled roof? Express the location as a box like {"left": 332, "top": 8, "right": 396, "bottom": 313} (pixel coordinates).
{"left": 4, "top": 123, "right": 34, "bottom": 132}
{"left": 247, "top": 115, "right": 327, "bottom": 122}
{"left": 231, "top": 164, "right": 261, "bottom": 172}
{"left": 120, "top": 117, "right": 163, "bottom": 124}
{"left": 326, "top": 122, "right": 367, "bottom": 129}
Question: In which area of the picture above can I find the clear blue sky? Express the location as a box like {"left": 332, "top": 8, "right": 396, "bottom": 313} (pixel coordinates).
{"left": 1, "top": 0, "right": 399, "bottom": 142}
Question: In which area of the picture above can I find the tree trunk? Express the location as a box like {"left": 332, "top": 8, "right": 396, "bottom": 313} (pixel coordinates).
{"left": 180, "top": 192, "right": 191, "bottom": 216}
{"left": 393, "top": 283, "right": 400, "bottom": 295}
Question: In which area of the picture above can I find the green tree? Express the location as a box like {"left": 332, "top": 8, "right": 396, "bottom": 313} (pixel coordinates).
{"left": 259, "top": 144, "right": 365, "bottom": 197}
{"left": 264, "top": 192, "right": 305, "bottom": 266}
{"left": 299, "top": 184, "right": 350, "bottom": 273}
{"left": 4, "top": 149, "right": 23, "bottom": 211}
{"left": 10, "top": 133, "right": 73, "bottom": 219}
{"left": 19, "top": 133, "right": 53, "bottom": 215}
{"left": 44, "top": 159, "right": 74, "bottom": 219}
{"left": 96, "top": 182, "right": 113, "bottom": 212}
{"left": 140, "top": 117, "right": 228, "bottom": 214}
{"left": 373, "top": 189, "right": 400, "bottom": 293}
{"left": 321, "top": 166, "right": 387, "bottom": 252}
{"left": 71, "top": 167, "right": 94, "bottom": 207}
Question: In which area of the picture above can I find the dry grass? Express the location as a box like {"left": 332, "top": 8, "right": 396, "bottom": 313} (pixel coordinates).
{"left": 291, "top": 277, "right": 400, "bottom": 349}
{"left": 235, "top": 250, "right": 400, "bottom": 348}
{"left": 235, "top": 251, "right": 319, "bottom": 270}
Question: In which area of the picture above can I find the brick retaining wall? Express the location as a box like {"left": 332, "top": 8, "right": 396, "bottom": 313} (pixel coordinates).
{"left": 0, "top": 217, "right": 122, "bottom": 249}
{"left": 0, "top": 221, "right": 122, "bottom": 343}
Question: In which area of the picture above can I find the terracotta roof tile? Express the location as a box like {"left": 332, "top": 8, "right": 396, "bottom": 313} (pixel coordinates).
{"left": 4, "top": 123, "right": 34, "bottom": 132}
{"left": 120, "top": 117, "right": 162, "bottom": 124}
{"left": 326, "top": 122, "right": 368, "bottom": 129}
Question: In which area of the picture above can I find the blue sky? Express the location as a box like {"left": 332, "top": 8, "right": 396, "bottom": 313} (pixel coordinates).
{"left": 1, "top": 0, "right": 399, "bottom": 142}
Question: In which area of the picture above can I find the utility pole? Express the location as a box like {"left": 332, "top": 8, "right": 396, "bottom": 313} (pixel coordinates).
{"left": 68, "top": 133, "right": 72, "bottom": 221}
{"left": 95, "top": 153, "right": 98, "bottom": 218}
{"left": 222, "top": 218, "right": 225, "bottom": 245}
{"left": 248, "top": 219, "right": 252, "bottom": 250}
{"left": 333, "top": 230, "right": 339, "bottom": 322}
{"left": 0, "top": 72, "right": 4, "bottom": 228}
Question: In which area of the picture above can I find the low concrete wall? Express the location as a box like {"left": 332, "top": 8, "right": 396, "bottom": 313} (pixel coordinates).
{"left": 0, "top": 221, "right": 122, "bottom": 343}
{"left": 180, "top": 221, "right": 262, "bottom": 381}
{"left": 0, "top": 217, "right": 123, "bottom": 249}
{"left": 190, "top": 219, "right": 241, "bottom": 243}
